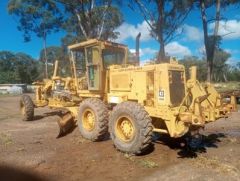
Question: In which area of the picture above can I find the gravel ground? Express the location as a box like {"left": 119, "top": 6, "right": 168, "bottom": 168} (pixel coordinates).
{"left": 0, "top": 95, "right": 240, "bottom": 181}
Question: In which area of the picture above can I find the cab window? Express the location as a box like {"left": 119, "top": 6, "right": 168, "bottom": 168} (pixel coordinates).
{"left": 86, "top": 47, "right": 93, "bottom": 63}
{"left": 72, "top": 49, "right": 86, "bottom": 77}
{"left": 102, "top": 49, "right": 124, "bottom": 68}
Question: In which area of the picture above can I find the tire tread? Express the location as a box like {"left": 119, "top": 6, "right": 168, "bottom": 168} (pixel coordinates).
{"left": 109, "top": 101, "right": 153, "bottom": 154}
{"left": 20, "top": 95, "right": 34, "bottom": 121}
{"left": 78, "top": 98, "right": 108, "bottom": 141}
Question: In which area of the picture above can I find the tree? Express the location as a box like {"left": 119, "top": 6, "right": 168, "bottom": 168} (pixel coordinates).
{"left": 199, "top": 0, "right": 220, "bottom": 82}
{"left": 129, "top": 0, "right": 193, "bottom": 62}
{"left": 14, "top": 53, "right": 40, "bottom": 83}
{"left": 197, "top": 0, "right": 240, "bottom": 82}
{"left": 0, "top": 51, "right": 17, "bottom": 84}
{"left": 39, "top": 46, "right": 63, "bottom": 65}
{"left": 8, "top": 0, "right": 63, "bottom": 78}
{"left": 59, "top": 0, "right": 123, "bottom": 44}
{"left": 0, "top": 51, "right": 40, "bottom": 84}
{"left": 227, "top": 65, "right": 240, "bottom": 81}
{"left": 39, "top": 46, "right": 71, "bottom": 77}
{"left": 212, "top": 49, "right": 231, "bottom": 82}
{"left": 180, "top": 56, "right": 207, "bottom": 81}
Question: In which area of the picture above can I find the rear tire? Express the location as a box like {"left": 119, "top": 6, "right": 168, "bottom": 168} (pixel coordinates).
{"left": 78, "top": 98, "right": 108, "bottom": 141}
{"left": 109, "top": 101, "right": 153, "bottom": 155}
{"left": 20, "top": 95, "right": 34, "bottom": 121}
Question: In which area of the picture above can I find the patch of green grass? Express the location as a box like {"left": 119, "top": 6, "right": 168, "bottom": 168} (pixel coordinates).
{"left": 124, "top": 153, "right": 158, "bottom": 168}
{"left": 124, "top": 153, "right": 135, "bottom": 161}
{"left": 0, "top": 133, "right": 13, "bottom": 146}
{"left": 138, "top": 159, "right": 159, "bottom": 168}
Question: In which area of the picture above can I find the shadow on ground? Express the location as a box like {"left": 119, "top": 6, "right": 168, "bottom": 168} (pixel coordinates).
{"left": 153, "top": 133, "right": 226, "bottom": 158}
{"left": 0, "top": 165, "right": 50, "bottom": 181}
{"left": 29, "top": 109, "right": 227, "bottom": 158}
{"left": 31, "top": 110, "right": 78, "bottom": 138}
{"left": 32, "top": 111, "right": 63, "bottom": 121}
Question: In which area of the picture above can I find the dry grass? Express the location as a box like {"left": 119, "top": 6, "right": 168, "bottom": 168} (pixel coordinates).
{"left": 0, "top": 132, "right": 13, "bottom": 146}
{"left": 193, "top": 155, "right": 239, "bottom": 177}
{"left": 71, "top": 135, "right": 88, "bottom": 144}
{"left": 213, "top": 82, "right": 240, "bottom": 92}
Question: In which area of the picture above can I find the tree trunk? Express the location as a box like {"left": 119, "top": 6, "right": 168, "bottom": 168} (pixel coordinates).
{"left": 76, "top": 12, "right": 88, "bottom": 39}
{"left": 98, "top": 4, "right": 108, "bottom": 39}
{"left": 200, "top": 0, "right": 211, "bottom": 82}
{"left": 212, "top": 0, "right": 221, "bottom": 80}
{"left": 158, "top": 42, "right": 165, "bottom": 62}
{"left": 207, "top": 61, "right": 211, "bottom": 82}
{"left": 223, "top": 73, "right": 227, "bottom": 82}
{"left": 200, "top": 0, "right": 221, "bottom": 82}
{"left": 43, "top": 34, "right": 48, "bottom": 79}
{"left": 213, "top": 0, "right": 221, "bottom": 49}
{"left": 157, "top": 0, "right": 165, "bottom": 62}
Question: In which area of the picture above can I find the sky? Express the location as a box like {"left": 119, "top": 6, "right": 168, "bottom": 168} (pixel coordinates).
{"left": 0, "top": 1, "right": 239, "bottom": 65}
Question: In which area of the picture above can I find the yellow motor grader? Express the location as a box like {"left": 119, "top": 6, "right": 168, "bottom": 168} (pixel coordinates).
{"left": 20, "top": 39, "right": 236, "bottom": 154}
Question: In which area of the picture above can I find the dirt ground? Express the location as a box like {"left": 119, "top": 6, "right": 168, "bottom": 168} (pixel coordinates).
{"left": 0, "top": 94, "right": 240, "bottom": 181}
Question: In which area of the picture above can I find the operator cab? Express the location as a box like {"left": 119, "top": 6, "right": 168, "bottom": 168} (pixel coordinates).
{"left": 68, "top": 39, "right": 127, "bottom": 92}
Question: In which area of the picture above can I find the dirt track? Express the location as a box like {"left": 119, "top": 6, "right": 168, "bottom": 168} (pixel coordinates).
{"left": 0, "top": 95, "right": 240, "bottom": 181}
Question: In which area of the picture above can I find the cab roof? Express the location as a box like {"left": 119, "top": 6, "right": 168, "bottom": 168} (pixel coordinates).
{"left": 68, "top": 39, "right": 127, "bottom": 50}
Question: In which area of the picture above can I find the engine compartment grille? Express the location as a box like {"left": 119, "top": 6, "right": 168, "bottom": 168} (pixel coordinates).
{"left": 169, "top": 71, "right": 185, "bottom": 106}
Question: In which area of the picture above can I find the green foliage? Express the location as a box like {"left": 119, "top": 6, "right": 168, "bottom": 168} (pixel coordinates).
{"left": 212, "top": 49, "right": 231, "bottom": 82}
{"left": 227, "top": 67, "right": 240, "bottom": 81}
{"left": 8, "top": 0, "right": 63, "bottom": 42}
{"left": 60, "top": 0, "right": 123, "bottom": 45}
{"left": 180, "top": 50, "right": 240, "bottom": 82}
{"left": 8, "top": 0, "right": 64, "bottom": 78}
{"left": 0, "top": 51, "right": 40, "bottom": 84}
{"left": 61, "top": 34, "right": 84, "bottom": 49}
{"left": 179, "top": 56, "right": 207, "bottom": 81}
{"left": 39, "top": 46, "right": 71, "bottom": 77}
{"left": 39, "top": 46, "right": 63, "bottom": 64}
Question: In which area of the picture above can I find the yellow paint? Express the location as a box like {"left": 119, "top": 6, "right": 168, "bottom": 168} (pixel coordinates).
{"left": 115, "top": 116, "right": 135, "bottom": 142}
{"left": 82, "top": 109, "right": 95, "bottom": 131}
{"left": 32, "top": 39, "right": 232, "bottom": 139}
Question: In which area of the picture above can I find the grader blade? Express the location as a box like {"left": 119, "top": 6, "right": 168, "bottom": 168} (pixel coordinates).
{"left": 56, "top": 112, "right": 75, "bottom": 138}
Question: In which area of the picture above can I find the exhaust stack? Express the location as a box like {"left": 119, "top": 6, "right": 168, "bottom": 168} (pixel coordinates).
{"left": 136, "top": 33, "right": 141, "bottom": 65}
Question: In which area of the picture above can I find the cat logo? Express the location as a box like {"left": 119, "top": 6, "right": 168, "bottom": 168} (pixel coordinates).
{"left": 159, "top": 90, "right": 164, "bottom": 100}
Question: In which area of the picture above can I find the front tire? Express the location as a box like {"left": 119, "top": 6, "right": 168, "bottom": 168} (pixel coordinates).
{"left": 109, "top": 101, "right": 153, "bottom": 155}
{"left": 20, "top": 95, "right": 34, "bottom": 121}
{"left": 78, "top": 98, "right": 108, "bottom": 141}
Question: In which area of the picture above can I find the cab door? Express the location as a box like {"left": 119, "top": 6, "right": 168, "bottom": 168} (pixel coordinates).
{"left": 86, "top": 46, "right": 102, "bottom": 91}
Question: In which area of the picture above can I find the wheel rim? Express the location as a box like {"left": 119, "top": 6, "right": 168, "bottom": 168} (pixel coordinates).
{"left": 115, "top": 116, "right": 135, "bottom": 142}
{"left": 82, "top": 109, "right": 95, "bottom": 131}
